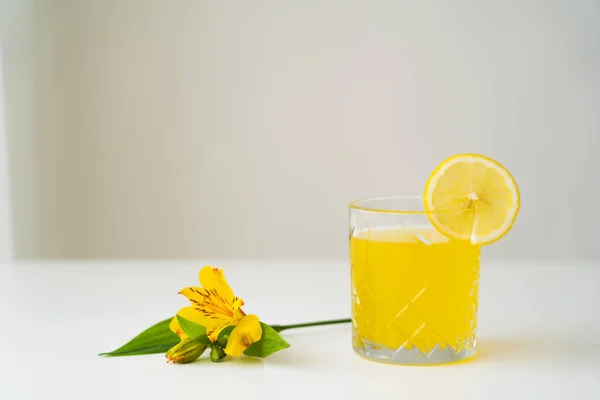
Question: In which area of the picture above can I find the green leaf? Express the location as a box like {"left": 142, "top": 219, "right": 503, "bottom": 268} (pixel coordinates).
{"left": 176, "top": 315, "right": 212, "bottom": 345}
{"left": 99, "top": 317, "right": 180, "bottom": 357}
{"left": 244, "top": 322, "right": 290, "bottom": 358}
{"left": 217, "top": 325, "right": 235, "bottom": 340}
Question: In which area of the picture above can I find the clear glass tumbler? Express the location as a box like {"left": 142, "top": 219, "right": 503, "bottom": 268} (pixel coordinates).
{"left": 349, "top": 197, "right": 480, "bottom": 365}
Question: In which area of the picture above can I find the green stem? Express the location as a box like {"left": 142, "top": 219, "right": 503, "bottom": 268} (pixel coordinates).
{"left": 270, "top": 318, "right": 351, "bottom": 333}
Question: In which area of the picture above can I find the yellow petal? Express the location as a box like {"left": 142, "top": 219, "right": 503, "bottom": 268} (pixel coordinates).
{"left": 176, "top": 305, "right": 234, "bottom": 342}
{"left": 175, "top": 306, "right": 207, "bottom": 326}
{"left": 179, "top": 286, "right": 245, "bottom": 324}
{"left": 224, "top": 314, "right": 262, "bottom": 357}
{"left": 178, "top": 286, "right": 205, "bottom": 304}
{"left": 199, "top": 267, "right": 236, "bottom": 302}
{"left": 198, "top": 267, "right": 246, "bottom": 313}
{"left": 169, "top": 315, "right": 188, "bottom": 340}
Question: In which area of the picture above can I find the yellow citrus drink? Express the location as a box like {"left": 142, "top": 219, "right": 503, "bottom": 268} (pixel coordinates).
{"left": 349, "top": 155, "right": 519, "bottom": 364}
{"left": 350, "top": 227, "right": 480, "bottom": 361}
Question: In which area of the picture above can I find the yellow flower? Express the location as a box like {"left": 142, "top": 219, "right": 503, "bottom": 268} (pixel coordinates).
{"left": 170, "top": 266, "right": 262, "bottom": 357}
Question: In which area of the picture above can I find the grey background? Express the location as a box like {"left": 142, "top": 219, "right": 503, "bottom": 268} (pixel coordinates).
{"left": 1, "top": 0, "right": 599, "bottom": 260}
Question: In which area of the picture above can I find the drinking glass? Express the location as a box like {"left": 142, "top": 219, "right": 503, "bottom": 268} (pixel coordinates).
{"left": 349, "top": 197, "right": 480, "bottom": 365}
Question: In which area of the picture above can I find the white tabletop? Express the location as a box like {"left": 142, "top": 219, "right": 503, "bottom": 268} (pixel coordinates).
{"left": 1, "top": 260, "right": 599, "bottom": 399}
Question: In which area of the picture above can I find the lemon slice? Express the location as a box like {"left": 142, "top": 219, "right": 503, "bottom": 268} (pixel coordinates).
{"left": 423, "top": 154, "right": 520, "bottom": 245}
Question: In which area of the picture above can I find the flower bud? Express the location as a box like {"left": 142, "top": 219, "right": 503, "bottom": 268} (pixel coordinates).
{"left": 166, "top": 339, "right": 207, "bottom": 364}
{"left": 210, "top": 345, "right": 227, "bottom": 362}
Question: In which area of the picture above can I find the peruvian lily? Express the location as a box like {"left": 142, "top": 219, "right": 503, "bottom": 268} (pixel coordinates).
{"left": 169, "top": 266, "right": 262, "bottom": 357}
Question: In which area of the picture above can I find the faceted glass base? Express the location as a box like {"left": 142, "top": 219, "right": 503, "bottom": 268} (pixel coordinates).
{"left": 353, "top": 339, "right": 476, "bottom": 365}
{"left": 354, "top": 343, "right": 475, "bottom": 365}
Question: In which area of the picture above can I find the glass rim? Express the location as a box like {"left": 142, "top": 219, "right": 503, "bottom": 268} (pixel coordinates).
{"left": 348, "top": 196, "right": 469, "bottom": 215}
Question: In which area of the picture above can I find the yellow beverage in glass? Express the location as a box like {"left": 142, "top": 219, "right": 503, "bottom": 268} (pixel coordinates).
{"left": 349, "top": 197, "right": 480, "bottom": 365}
